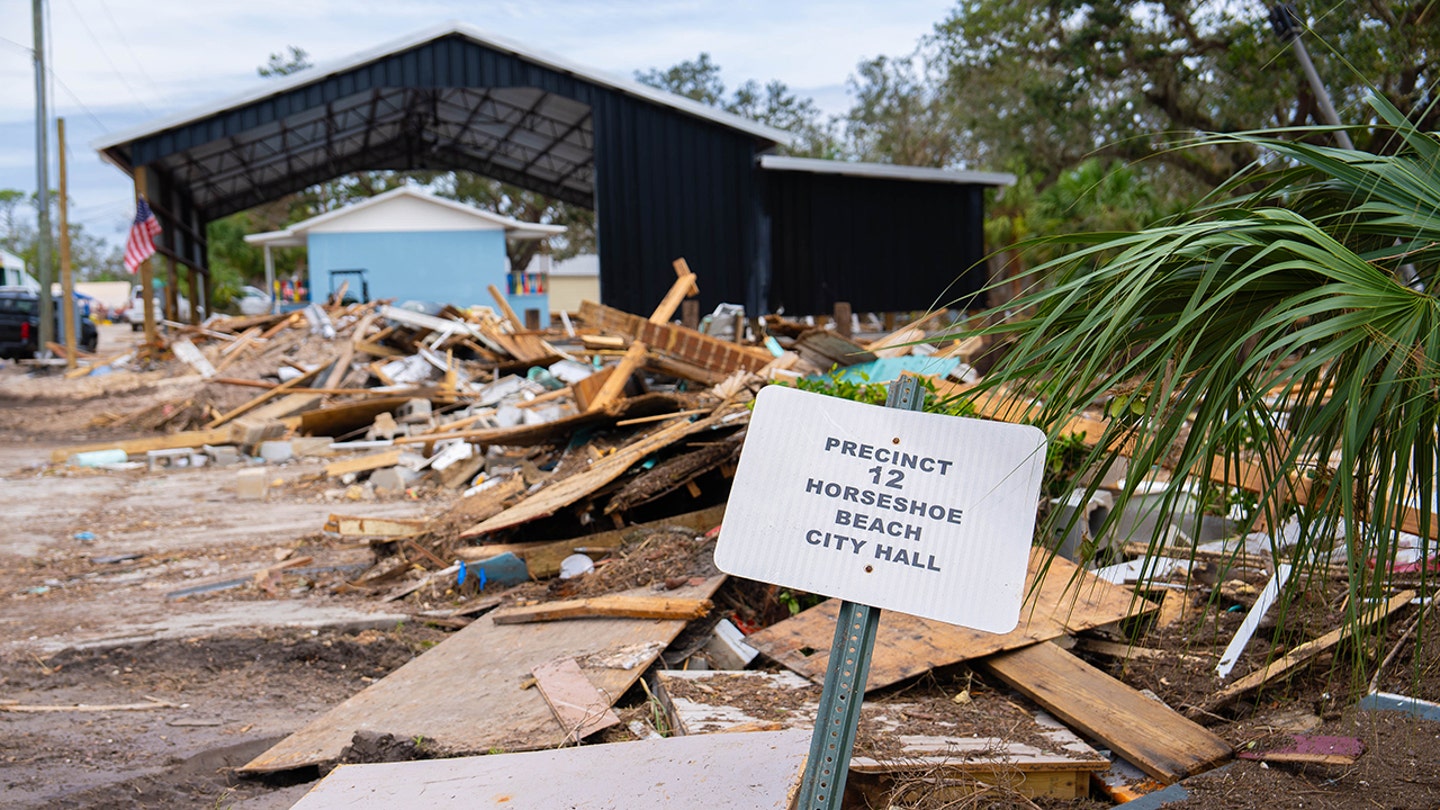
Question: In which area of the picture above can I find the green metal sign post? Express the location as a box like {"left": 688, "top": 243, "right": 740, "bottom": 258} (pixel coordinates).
{"left": 795, "top": 375, "right": 925, "bottom": 809}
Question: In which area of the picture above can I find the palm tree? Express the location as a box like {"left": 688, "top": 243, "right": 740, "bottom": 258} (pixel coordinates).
{"left": 954, "top": 94, "right": 1438, "bottom": 657}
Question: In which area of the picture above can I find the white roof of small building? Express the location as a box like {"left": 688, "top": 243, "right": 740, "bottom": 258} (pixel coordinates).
{"left": 758, "top": 155, "right": 1015, "bottom": 187}
{"left": 245, "top": 186, "right": 567, "bottom": 247}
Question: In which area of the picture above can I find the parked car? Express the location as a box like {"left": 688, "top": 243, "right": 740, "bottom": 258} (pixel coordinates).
{"left": 237, "top": 285, "right": 273, "bottom": 316}
{"left": 125, "top": 284, "right": 190, "bottom": 330}
{"left": 0, "top": 287, "right": 99, "bottom": 359}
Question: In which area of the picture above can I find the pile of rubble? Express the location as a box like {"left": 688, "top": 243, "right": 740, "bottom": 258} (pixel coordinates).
{"left": 31, "top": 261, "right": 1440, "bottom": 809}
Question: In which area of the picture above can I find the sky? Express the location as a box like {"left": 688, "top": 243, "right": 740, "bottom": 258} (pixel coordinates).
{"left": 0, "top": 0, "right": 957, "bottom": 252}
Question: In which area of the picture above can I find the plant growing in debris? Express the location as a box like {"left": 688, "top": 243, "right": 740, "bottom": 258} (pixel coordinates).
{"left": 785, "top": 370, "right": 977, "bottom": 417}
{"left": 953, "top": 93, "right": 1438, "bottom": 666}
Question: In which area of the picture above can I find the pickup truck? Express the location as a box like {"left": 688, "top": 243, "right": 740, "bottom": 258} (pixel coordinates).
{"left": 0, "top": 288, "right": 99, "bottom": 359}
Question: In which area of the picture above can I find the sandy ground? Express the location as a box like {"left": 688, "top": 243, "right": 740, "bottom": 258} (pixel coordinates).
{"left": 0, "top": 325, "right": 454, "bottom": 808}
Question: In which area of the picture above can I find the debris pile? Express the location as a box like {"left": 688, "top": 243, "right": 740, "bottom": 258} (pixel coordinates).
{"left": 24, "top": 261, "right": 1440, "bottom": 809}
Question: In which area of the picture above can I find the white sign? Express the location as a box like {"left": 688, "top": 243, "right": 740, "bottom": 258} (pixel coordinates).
{"left": 714, "top": 385, "right": 1046, "bottom": 632}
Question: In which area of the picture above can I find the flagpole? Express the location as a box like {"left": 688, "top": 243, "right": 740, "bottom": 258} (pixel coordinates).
{"left": 133, "top": 166, "right": 158, "bottom": 358}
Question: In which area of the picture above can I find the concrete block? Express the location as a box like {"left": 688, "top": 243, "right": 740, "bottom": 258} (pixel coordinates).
{"left": 291, "top": 437, "right": 337, "bottom": 458}
{"left": 371, "top": 466, "right": 422, "bottom": 496}
{"left": 396, "top": 398, "right": 433, "bottom": 425}
{"left": 147, "top": 447, "right": 194, "bottom": 472}
{"left": 258, "top": 440, "right": 294, "bottom": 463}
{"left": 236, "top": 468, "right": 269, "bottom": 500}
{"left": 203, "top": 444, "right": 242, "bottom": 467}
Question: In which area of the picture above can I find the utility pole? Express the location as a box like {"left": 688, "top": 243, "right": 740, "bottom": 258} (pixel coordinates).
{"left": 33, "top": 0, "right": 54, "bottom": 354}
{"left": 58, "top": 117, "right": 76, "bottom": 369}
{"left": 1269, "top": 3, "right": 1355, "bottom": 150}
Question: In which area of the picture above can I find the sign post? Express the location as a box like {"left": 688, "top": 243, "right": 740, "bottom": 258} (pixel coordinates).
{"left": 714, "top": 376, "right": 1047, "bottom": 809}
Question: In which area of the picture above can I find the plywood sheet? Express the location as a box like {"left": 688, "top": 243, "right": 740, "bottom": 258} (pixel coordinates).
{"left": 459, "top": 406, "right": 745, "bottom": 538}
{"left": 981, "top": 641, "right": 1232, "bottom": 783}
{"left": 290, "top": 729, "right": 809, "bottom": 810}
{"left": 748, "top": 549, "right": 1149, "bottom": 690}
{"left": 240, "top": 576, "right": 724, "bottom": 774}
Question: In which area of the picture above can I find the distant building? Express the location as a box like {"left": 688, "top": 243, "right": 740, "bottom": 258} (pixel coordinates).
{"left": 529, "top": 253, "right": 598, "bottom": 317}
{"left": 244, "top": 186, "right": 564, "bottom": 311}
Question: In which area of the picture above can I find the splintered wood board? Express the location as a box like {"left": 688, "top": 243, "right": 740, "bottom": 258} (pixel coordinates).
{"left": 981, "top": 641, "right": 1232, "bottom": 784}
{"left": 459, "top": 407, "right": 743, "bottom": 538}
{"left": 748, "top": 549, "right": 1150, "bottom": 690}
{"left": 239, "top": 576, "right": 724, "bottom": 774}
{"left": 654, "top": 670, "right": 1107, "bottom": 801}
{"left": 532, "top": 657, "right": 621, "bottom": 743}
{"left": 289, "top": 729, "right": 810, "bottom": 810}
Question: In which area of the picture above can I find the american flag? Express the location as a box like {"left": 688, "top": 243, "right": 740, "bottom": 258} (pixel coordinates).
{"left": 124, "top": 197, "right": 162, "bottom": 274}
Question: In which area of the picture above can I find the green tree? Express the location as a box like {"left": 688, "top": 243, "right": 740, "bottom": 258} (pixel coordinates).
{"left": 258, "top": 45, "right": 312, "bottom": 78}
{"left": 636, "top": 53, "right": 837, "bottom": 157}
{"left": 960, "top": 94, "right": 1439, "bottom": 667}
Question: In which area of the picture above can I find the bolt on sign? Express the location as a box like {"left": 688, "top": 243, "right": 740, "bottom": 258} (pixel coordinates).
{"left": 715, "top": 385, "right": 1046, "bottom": 633}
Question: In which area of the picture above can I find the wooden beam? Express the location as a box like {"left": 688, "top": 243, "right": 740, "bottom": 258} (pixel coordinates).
{"left": 584, "top": 341, "right": 647, "bottom": 412}
{"left": 206, "top": 364, "right": 324, "bottom": 428}
{"left": 323, "top": 449, "right": 403, "bottom": 478}
{"left": 1201, "top": 589, "right": 1416, "bottom": 713}
{"left": 488, "top": 283, "right": 526, "bottom": 332}
{"left": 982, "top": 641, "right": 1232, "bottom": 784}
{"left": 52, "top": 426, "right": 237, "bottom": 463}
{"left": 491, "top": 595, "right": 713, "bottom": 625}
{"left": 649, "top": 258, "right": 699, "bottom": 325}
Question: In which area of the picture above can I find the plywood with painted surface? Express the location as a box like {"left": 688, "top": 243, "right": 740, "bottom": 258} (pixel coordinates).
{"left": 748, "top": 548, "right": 1149, "bottom": 689}
{"left": 654, "top": 669, "right": 1107, "bottom": 801}
{"left": 289, "top": 729, "right": 809, "bottom": 810}
{"left": 981, "top": 641, "right": 1232, "bottom": 783}
{"left": 240, "top": 576, "right": 724, "bottom": 773}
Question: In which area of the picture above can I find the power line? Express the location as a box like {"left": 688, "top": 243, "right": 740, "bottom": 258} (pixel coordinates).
{"left": 97, "top": 0, "right": 165, "bottom": 100}
{"left": 61, "top": 0, "right": 154, "bottom": 115}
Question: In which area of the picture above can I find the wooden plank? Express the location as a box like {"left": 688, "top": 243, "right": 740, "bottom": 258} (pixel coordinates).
{"left": 206, "top": 364, "right": 324, "bottom": 428}
{"left": 324, "top": 514, "right": 431, "bottom": 538}
{"left": 488, "top": 283, "right": 526, "bottom": 331}
{"left": 1202, "top": 589, "right": 1416, "bottom": 713}
{"left": 649, "top": 258, "right": 699, "bottom": 325}
{"left": 457, "top": 503, "right": 725, "bottom": 578}
{"left": 240, "top": 576, "right": 725, "bottom": 773}
{"left": 458, "top": 405, "right": 741, "bottom": 538}
{"left": 982, "top": 641, "right": 1232, "bottom": 783}
{"left": 323, "top": 449, "right": 402, "bottom": 478}
{"left": 655, "top": 670, "right": 1106, "bottom": 801}
{"left": 584, "top": 341, "right": 647, "bottom": 412}
{"left": 532, "top": 657, "right": 621, "bottom": 742}
{"left": 52, "top": 426, "right": 238, "bottom": 463}
{"left": 288, "top": 729, "right": 809, "bottom": 810}
{"left": 491, "top": 595, "right": 712, "bottom": 625}
{"left": 748, "top": 548, "right": 1149, "bottom": 690}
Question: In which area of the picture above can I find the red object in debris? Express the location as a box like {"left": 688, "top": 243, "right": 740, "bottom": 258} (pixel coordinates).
{"left": 730, "top": 613, "right": 762, "bottom": 635}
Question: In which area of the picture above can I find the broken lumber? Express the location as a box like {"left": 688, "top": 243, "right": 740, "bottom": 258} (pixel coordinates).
{"left": 458, "top": 405, "right": 743, "bottom": 538}
{"left": 52, "top": 426, "right": 240, "bottom": 463}
{"left": 240, "top": 576, "right": 725, "bottom": 773}
{"left": 583, "top": 341, "right": 647, "bottom": 412}
{"left": 1200, "top": 589, "right": 1416, "bottom": 713}
{"left": 649, "top": 258, "right": 699, "bottom": 325}
{"left": 490, "top": 595, "right": 713, "bottom": 625}
{"left": 580, "top": 300, "right": 771, "bottom": 375}
{"left": 324, "top": 514, "right": 431, "bottom": 538}
{"left": 532, "top": 657, "right": 622, "bottom": 743}
{"left": 749, "top": 548, "right": 1149, "bottom": 690}
{"left": 206, "top": 364, "right": 324, "bottom": 428}
{"left": 323, "top": 449, "right": 402, "bottom": 478}
{"left": 982, "top": 641, "right": 1232, "bottom": 784}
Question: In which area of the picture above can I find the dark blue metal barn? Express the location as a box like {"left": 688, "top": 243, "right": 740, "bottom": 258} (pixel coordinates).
{"left": 96, "top": 23, "right": 1012, "bottom": 320}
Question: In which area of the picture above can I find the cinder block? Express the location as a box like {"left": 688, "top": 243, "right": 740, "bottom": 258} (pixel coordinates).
{"left": 236, "top": 468, "right": 269, "bottom": 500}
{"left": 396, "top": 398, "right": 433, "bottom": 425}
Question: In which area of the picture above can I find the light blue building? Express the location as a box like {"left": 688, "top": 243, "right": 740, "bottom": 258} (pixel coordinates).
{"left": 245, "top": 186, "right": 565, "bottom": 312}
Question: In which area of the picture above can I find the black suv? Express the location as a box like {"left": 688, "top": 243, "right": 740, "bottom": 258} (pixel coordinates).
{"left": 0, "top": 288, "right": 99, "bottom": 359}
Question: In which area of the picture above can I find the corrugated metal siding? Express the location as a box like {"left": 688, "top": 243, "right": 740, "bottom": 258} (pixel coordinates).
{"left": 763, "top": 170, "right": 987, "bottom": 316}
